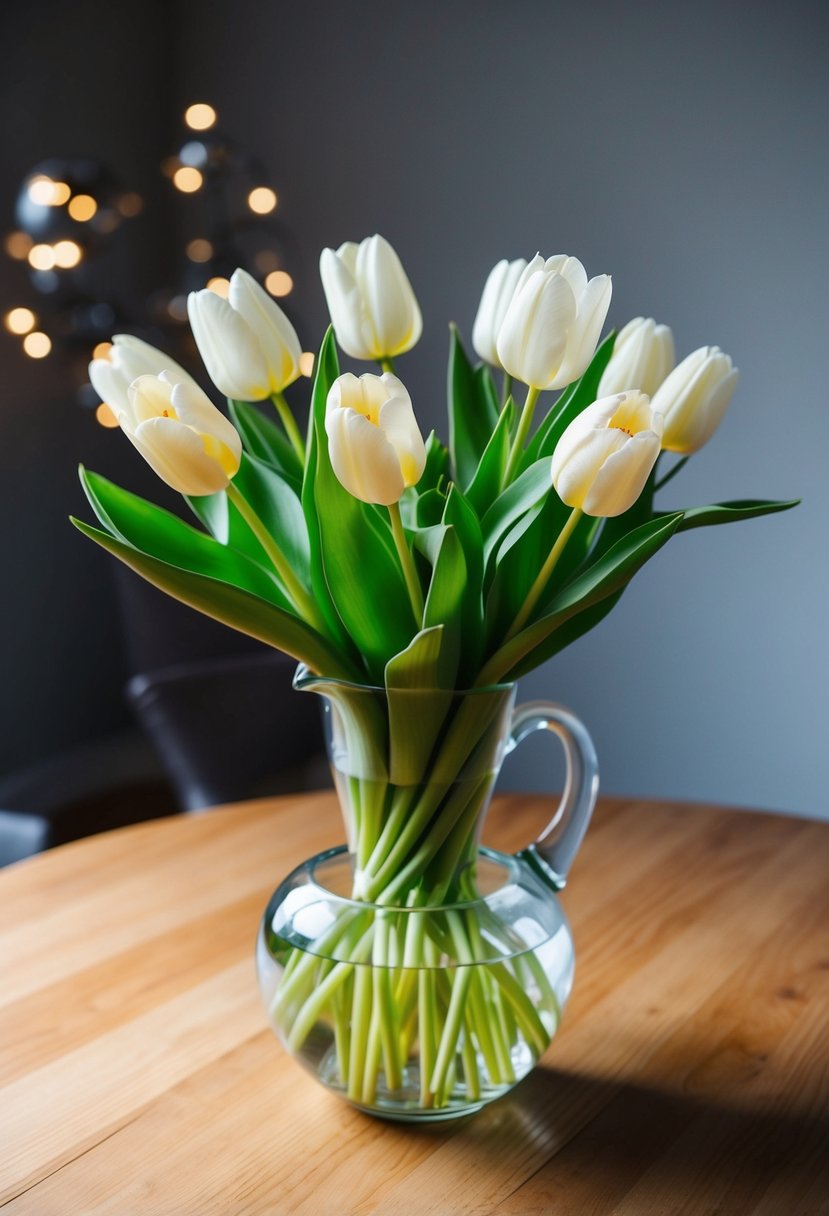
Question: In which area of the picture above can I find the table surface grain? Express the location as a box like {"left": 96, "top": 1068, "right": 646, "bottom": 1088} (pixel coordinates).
{"left": 1, "top": 792, "right": 828, "bottom": 1215}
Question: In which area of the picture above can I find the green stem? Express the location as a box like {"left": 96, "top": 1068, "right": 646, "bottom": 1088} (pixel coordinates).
{"left": 501, "top": 371, "right": 513, "bottom": 408}
{"left": 653, "top": 452, "right": 689, "bottom": 492}
{"left": 379, "top": 356, "right": 398, "bottom": 375}
{"left": 388, "top": 501, "right": 424, "bottom": 626}
{"left": 502, "top": 506, "right": 583, "bottom": 644}
{"left": 271, "top": 391, "right": 306, "bottom": 464}
{"left": 501, "top": 384, "right": 541, "bottom": 488}
{"left": 225, "top": 480, "right": 325, "bottom": 633}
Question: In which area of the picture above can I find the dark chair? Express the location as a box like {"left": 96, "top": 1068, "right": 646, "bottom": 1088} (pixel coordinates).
{"left": 125, "top": 651, "right": 328, "bottom": 812}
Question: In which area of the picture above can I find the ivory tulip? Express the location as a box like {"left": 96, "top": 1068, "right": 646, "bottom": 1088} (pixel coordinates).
{"left": 325, "top": 372, "right": 426, "bottom": 505}
{"left": 551, "top": 392, "right": 662, "bottom": 517}
{"left": 187, "top": 268, "right": 302, "bottom": 400}
{"left": 89, "top": 334, "right": 191, "bottom": 415}
{"left": 472, "top": 258, "right": 527, "bottom": 368}
{"left": 122, "top": 372, "right": 242, "bottom": 496}
{"left": 319, "top": 235, "right": 422, "bottom": 362}
{"left": 496, "top": 254, "right": 612, "bottom": 390}
{"left": 650, "top": 346, "right": 739, "bottom": 454}
{"left": 597, "top": 316, "right": 675, "bottom": 398}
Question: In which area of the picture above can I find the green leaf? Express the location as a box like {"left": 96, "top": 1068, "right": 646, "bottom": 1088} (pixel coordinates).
{"left": 481, "top": 458, "right": 553, "bottom": 566}
{"left": 187, "top": 452, "right": 311, "bottom": 589}
{"left": 466, "top": 397, "right": 515, "bottom": 519}
{"left": 447, "top": 325, "right": 500, "bottom": 489}
{"left": 227, "top": 399, "right": 303, "bottom": 489}
{"left": 71, "top": 518, "right": 353, "bottom": 679}
{"left": 385, "top": 627, "right": 456, "bottom": 787}
{"left": 423, "top": 525, "right": 467, "bottom": 686}
{"left": 79, "top": 468, "right": 291, "bottom": 610}
{"left": 673, "top": 498, "right": 800, "bottom": 532}
{"left": 443, "top": 485, "right": 485, "bottom": 682}
{"left": 521, "top": 331, "right": 617, "bottom": 472}
{"left": 508, "top": 590, "right": 625, "bottom": 678}
{"left": 306, "top": 328, "right": 414, "bottom": 682}
{"left": 421, "top": 431, "right": 451, "bottom": 494}
{"left": 483, "top": 512, "right": 683, "bottom": 682}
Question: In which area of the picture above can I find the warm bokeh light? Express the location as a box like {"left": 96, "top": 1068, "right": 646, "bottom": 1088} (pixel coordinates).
{"left": 173, "top": 167, "right": 203, "bottom": 193}
{"left": 23, "top": 331, "right": 51, "bottom": 358}
{"left": 186, "top": 238, "right": 213, "bottom": 263}
{"left": 95, "top": 402, "right": 120, "bottom": 428}
{"left": 206, "top": 276, "right": 230, "bottom": 298}
{"left": 184, "top": 103, "right": 217, "bottom": 131}
{"left": 92, "top": 341, "right": 113, "bottom": 361}
{"left": 4, "top": 308, "right": 37, "bottom": 336}
{"left": 68, "top": 194, "right": 98, "bottom": 222}
{"left": 117, "top": 192, "right": 144, "bottom": 217}
{"left": 5, "top": 232, "right": 33, "bottom": 260}
{"left": 53, "top": 240, "right": 83, "bottom": 269}
{"left": 28, "top": 244, "right": 56, "bottom": 271}
{"left": 299, "top": 351, "right": 315, "bottom": 378}
{"left": 265, "top": 270, "right": 293, "bottom": 297}
{"left": 254, "top": 249, "right": 280, "bottom": 273}
{"left": 27, "top": 176, "right": 70, "bottom": 207}
{"left": 248, "top": 187, "right": 277, "bottom": 215}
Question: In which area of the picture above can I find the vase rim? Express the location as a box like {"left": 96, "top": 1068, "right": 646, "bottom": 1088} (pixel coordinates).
{"left": 292, "top": 662, "right": 516, "bottom": 697}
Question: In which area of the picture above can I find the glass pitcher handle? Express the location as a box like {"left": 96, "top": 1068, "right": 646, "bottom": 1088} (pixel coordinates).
{"left": 507, "top": 701, "right": 599, "bottom": 890}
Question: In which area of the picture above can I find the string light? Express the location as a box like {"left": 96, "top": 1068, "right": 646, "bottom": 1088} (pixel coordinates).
{"left": 206, "top": 277, "right": 230, "bottom": 298}
{"left": 23, "top": 332, "right": 51, "bottom": 358}
{"left": 28, "top": 244, "right": 56, "bottom": 270}
{"left": 5, "top": 232, "right": 32, "bottom": 260}
{"left": 186, "top": 238, "right": 213, "bottom": 263}
{"left": 95, "top": 403, "right": 120, "bottom": 428}
{"left": 265, "top": 270, "right": 293, "bottom": 297}
{"left": 167, "top": 295, "right": 188, "bottom": 321}
{"left": 27, "top": 176, "right": 70, "bottom": 207}
{"left": 117, "top": 192, "right": 143, "bottom": 217}
{"left": 53, "top": 240, "right": 83, "bottom": 269}
{"left": 68, "top": 194, "right": 97, "bottom": 221}
{"left": 92, "top": 341, "right": 113, "bottom": 360}
{"left": 299, "top": 352, "right": 315, "bottom": 377}
{"left": 248, "top": 187, "right": 277, "bottom": 215}
{"left": 184, "top": 103, "right": 217, "bottom": 131}
{"left": 4, "top": 308, "right": 37, "bottom": 335}
{"left": 173, "top": 167, "right": 203, "bottom": 193}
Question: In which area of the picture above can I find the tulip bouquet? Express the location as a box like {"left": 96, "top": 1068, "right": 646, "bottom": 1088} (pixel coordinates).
{"left": 75, "top": 235, "right": 794, "bottom": 1112}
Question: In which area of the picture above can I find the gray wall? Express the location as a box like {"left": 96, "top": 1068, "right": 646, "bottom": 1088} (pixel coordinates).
{"left": 1, "top": 1, "right": 825, "bottom": 818}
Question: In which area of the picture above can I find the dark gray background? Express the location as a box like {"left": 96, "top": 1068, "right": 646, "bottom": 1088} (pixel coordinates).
{"left": 1, "top": 0, "right": 826, "bottom": 816}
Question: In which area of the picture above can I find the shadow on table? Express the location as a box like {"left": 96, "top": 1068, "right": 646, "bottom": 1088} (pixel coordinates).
{"left": 391, "top": 1066, "right": 828, "bottom": 1209}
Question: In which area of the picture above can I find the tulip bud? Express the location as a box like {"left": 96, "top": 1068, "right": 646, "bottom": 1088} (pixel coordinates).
{"left": 472, "top": 258, "right": 527, "bottom": 368}
{"left": 187, "top": 268, "right": 302, "bottom": 401}
{"left": 319, "top": 235, "right": 422, "bottom": 362}
{"left": 597, "top": 316, "right": 675, "bottom": 398}
{"left": 650, "top": 346, "right": 739, "bottom": 454}
{"left": 551, "top": 392, "right": 662, "bottom": 517}
{"left": 325, "top": 372, "right": 426, "bottom": 505}
{"left": 89, "top": 334, "right": 192, "bottom": 415}
{"left": 496, "top": 254, "right": 612, "bottom": 391}
{"left": 122, "top": 372, "right": 242, "bottom": 496}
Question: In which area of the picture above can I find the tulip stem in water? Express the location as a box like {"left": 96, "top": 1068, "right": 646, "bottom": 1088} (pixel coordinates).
{"left": 502, "top": 385, "right": 541, "bottom": 488}
{"left": 504, "top": 507, "right": 584, "bottom": 643}
{"left": 225, "top": 480, "right": 323, "bottom": 629}
{"left": 271, "top": 392, "right": 306, "bottom": 464}
{"left": 388, "top": 501, "right": 424, "bottom": 626}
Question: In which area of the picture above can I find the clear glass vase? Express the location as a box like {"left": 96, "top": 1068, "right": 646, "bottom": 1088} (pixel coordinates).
{"left": 255, "top": 668, "right": 598, "bottom": 1121}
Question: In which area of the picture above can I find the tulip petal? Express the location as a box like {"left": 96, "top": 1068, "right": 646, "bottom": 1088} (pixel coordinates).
{"left": 188, "top": 290, "right": 271, "bottom": 401}
{"left": 326, "top": 407, "right": 405, "bottom": 505}
{"left": 89, "top": 358, "right": 132, "bottom": 415}
{"left": 378, "top": 392, "right": 427, "bottom": 487}
{"left": 320, "top": 247, "right": 377, "bottom": 360}
{"left": 472, "top": 259, "right": 509, "bottom": 366}
{"left": 112, "top": 334, "right": 190, "bottom": 385}
{"left": 515, "top": 272, "right": 577, "bottom": 389}
{"left": 551, "top": 274, "right": 612, "bottom": 388}
{"left": 228, "top": 268, "right": 302, "bottom": 393}
{"left": 582, "top": 429, "right": 661, "bottom": 517}
{"left": 356, "top": 235, "right": 422, "bottom": 358}
{"left": 130, "top": 417, "right": 234, "bottom": 496}
{"left": 169, "top": 378, "right": 242, "bottom": 466}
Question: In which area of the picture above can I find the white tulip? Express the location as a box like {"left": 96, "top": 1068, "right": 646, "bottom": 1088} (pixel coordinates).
{"left": 187, "top": 268, "right": 302, "bottom": 400}
{"left": 650, "top": 346, "right": 739, "bottom": 454}
{"left": 597, "top": 316, "right": 675, "bottom": 398}
{"left": 319, "top": 235, "right": 422, "bottom": 362}
{"left": 472, "top": 258, "right": 527, "bottom": 368}
{"left": 325, "top": 372, "right": 426, "bottom": 505}
{"left": 89, "top": 335, "right": 192, "bottom": 415}
{"left": 496, "top": 254, "right": 612, "bottom": 390}
{"left": 122, "top": 372, "right": 242, "bottom": 496}
{"left": 551, "top": 392, "right": 663, "bottom": 517}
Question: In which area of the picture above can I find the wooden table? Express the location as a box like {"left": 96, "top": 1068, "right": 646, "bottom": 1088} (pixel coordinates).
{"left": 1, "top": 792, "right": 828, "bottom": 1215}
